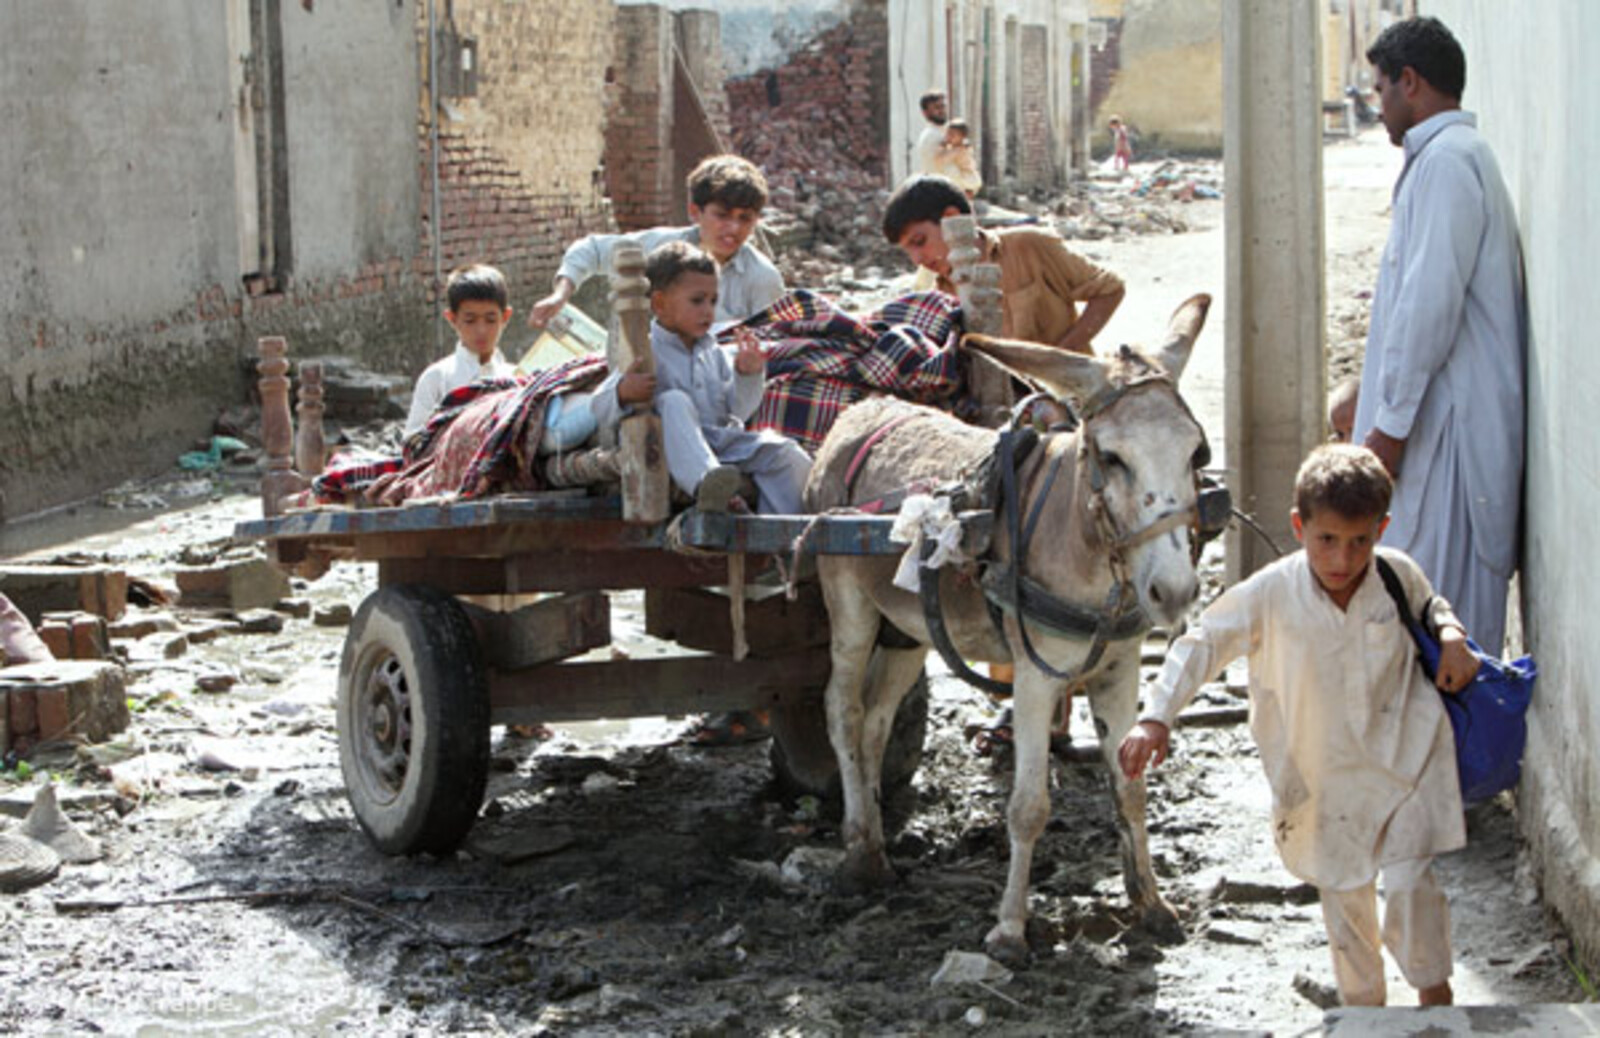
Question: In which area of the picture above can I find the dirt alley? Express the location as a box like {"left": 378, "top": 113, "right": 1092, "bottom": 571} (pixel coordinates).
{"left": 0, "top": 128, "right": 1583, "bottom": 1036}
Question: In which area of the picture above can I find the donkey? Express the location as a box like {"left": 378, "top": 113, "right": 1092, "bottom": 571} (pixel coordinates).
{"left": 804, "top": 295, "right": 1213, "bottom": 963}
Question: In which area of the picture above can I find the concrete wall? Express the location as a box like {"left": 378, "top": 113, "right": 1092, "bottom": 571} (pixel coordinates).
{"left": 0, "top": 3, "right": 418, "bottom": 520}
{"left": 1426, "top": 0, "right": 1600, "bottom": 971}
{"left": 1094, "top": 0, "right": 1223, "bottom": 153}
{"left": 0, "top": 0, "right": 621, "bottom": 521}
{"left": 281, "top": 4, "right": 418, "bottom": 278}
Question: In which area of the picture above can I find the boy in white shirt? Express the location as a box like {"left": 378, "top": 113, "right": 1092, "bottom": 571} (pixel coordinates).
{"left": 1119, "top": 444, "right": 1479, "bottom": 1007}
{"left": 404, "top": 264, "right": 517, "bottom": 436}
{"left": 529, "top": 155, "right": 784, "bottom": 329}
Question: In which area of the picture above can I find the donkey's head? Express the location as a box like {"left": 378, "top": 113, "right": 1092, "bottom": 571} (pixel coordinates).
{"left": 964, "top": 295, "right": 1212, "bottom": 627}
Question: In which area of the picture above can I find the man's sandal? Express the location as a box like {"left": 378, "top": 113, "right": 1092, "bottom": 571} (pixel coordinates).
{"left": 965, "top": 706, "right": 1015, "bottom": 757}
{"left": 964, "top": 700, "right": 1076, "bottom": 758}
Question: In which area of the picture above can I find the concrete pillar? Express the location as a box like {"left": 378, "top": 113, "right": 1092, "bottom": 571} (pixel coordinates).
{"left": 1070, "top": 22, "right": 1090, "bottom": 178}
{"left": 1222, "top": 0, "right": 1326, "bottom": 581}
{"left": 674, "top": 10, "right": 730, "bottom": 143}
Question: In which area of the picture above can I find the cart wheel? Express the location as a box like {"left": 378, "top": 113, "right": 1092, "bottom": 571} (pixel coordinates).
{"left": 337, "top": 584, "right": 490, "bottom": 855}
{"left": 769, "top": 671, "right": 929, "bottom": 801}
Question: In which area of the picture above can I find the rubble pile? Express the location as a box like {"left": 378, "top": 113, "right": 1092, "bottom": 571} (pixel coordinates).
{"left": 1050, "top": 159, "right": 1224, "bottom": 242}
{"left": 726, "top": 10, "right": 899, "bottom": 279}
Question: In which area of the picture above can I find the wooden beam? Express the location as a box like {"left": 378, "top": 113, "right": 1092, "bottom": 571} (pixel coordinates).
{"left": 257, "top": 336, "right": 306, "bottom": 516}
{"left": 611, "top": 242, "right": 670, "bottom": 523}
{"left": 378, "top": 551, "right": 728, "bottom": 593}
{"left": 460, "top": 592, "right": 610, "bottom": 671}
{"left": 644, "top": 583, "right": 831, "bottom": 657}
{"left": 487, "top": 652, "right": 832, "bottom": 724}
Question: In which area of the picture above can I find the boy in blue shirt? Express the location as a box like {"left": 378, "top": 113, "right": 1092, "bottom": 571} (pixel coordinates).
{"left": 590, "top": 240, "right": 809, "bottom": 515}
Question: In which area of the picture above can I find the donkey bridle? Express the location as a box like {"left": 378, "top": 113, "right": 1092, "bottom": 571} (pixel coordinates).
{"left": 917, "top": 374, "right": 1215, "bottom": 695}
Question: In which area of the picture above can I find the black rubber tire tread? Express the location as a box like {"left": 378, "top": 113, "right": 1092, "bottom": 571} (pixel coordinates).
{"left": 769, "top": 671, "right": 929, "bottom": 800}
{"left": 337, "top": 584, "right": 490, "bottom": 856}
{"left": 0, "top": 833, "right": 61, "bottom": 893}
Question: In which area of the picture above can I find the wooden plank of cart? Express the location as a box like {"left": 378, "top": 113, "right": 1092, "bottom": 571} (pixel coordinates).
{"left": 235, "top": 229, "right": 1011, "bottom": 858}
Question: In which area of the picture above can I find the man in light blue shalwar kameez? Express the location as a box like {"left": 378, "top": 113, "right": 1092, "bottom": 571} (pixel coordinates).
{"left": 1353, "top": 16, "right": 1526, "bottom": 656}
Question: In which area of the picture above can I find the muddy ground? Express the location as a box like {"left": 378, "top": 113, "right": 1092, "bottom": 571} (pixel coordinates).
{"left": 0, "top": 130, "right": 1584, "bottom": 1036}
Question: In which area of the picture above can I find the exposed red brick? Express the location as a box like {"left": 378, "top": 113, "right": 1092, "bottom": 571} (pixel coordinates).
{"left": 35, "top": 688, "right": 70, "bottom": 740}
{"left": 8, "top": 689, "right": 38, "bottom": 738}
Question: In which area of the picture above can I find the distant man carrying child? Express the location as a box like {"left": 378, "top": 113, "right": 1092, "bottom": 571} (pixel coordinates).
{"left": 913, "top": 89, "right": 949, "bottom": 176}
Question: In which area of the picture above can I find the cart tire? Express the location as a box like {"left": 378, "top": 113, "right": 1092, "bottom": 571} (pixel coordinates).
{"left": 769, "top": 671, "right": 929, "bottom": 801}
{"left": 337, "top": 584, "right": 490, "bottom": 856}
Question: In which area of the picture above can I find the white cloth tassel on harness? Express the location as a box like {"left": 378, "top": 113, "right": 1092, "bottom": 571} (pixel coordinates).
{"left": 890, "top": 493, "right": 967, "bottom": 593}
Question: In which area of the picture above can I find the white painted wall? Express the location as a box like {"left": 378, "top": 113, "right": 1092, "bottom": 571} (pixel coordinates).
{"left": 887, "top": 0, "right": 946, "bottom": 184}
{"left": 1425, "top": 0, "right": 1600, "bottom": 962}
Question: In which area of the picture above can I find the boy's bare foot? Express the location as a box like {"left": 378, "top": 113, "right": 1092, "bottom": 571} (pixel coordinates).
{"left": 1417, "top": 980, "right": 1453, "bottom": 1006}
{"left": 695, "top": 465, "right": 742, "bottom": 512}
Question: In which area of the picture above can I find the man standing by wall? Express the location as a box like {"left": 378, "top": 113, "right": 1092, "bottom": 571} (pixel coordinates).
{"left": 1353, "top": 16, "right": 1526, "bottom": 656}
{"left": 914, "top": 89, "right": 949, "bottom": 176}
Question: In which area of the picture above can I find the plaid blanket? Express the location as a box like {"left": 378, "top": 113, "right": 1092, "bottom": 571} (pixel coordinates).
{"left": 309, "top": 291, "right": 966, "bottom": 505}
{"left": 310, "top": 355, "right": 609, "bottom": 505}
{"left": 729, "top": 290, "right": 964, "bottom": 452}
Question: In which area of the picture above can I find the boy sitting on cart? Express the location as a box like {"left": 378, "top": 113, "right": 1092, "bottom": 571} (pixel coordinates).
{"left": 590, "top": 240, "right": 813, "bottom": 516}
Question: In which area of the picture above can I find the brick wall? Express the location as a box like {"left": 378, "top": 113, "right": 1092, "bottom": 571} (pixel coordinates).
{"left": 1089, "top": 17, "right": 1125, "bottom": 129}
{"left": 725, "top": 2, "right": 891, "bottom": 199}
{"left": 421, "top": 0, "right": 619, "bottom": 303}
{"left": 606, "top": 5, "right": 677, "bottom": 231}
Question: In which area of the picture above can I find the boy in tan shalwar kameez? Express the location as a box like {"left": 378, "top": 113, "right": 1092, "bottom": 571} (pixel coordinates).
{"left": 1120, "top": 444, "right": 1479, "bottom": 1007}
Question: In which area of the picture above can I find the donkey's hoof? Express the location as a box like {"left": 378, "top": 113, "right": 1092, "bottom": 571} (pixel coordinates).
{"left": 1138, "top": 898, "right": 1185, "bottom": 943}
{"left": 836, "top": 849, "right": 896, "bottom": 895}
{"left": 983, "top": 926, "right": 1032, "bottom": 968}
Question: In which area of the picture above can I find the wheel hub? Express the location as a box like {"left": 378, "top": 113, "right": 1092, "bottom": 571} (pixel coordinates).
{"left": 357, "top": 652, "right": 412, "bottom": 797}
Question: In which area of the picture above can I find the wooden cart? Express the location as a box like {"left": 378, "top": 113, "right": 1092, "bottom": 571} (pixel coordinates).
{"left": 236, "top": 493, "right": 988, "bottom": 856}
{"left": 238, "top": 225, "right": 1014, "bottom": 856}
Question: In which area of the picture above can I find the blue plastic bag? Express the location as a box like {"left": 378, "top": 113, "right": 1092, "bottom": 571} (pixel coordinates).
{"left": 1408, "top": 628, "right": 1535, "bottom": 803}
{"left": 1375, "top": 558, "right": 1536, "bottom": 804}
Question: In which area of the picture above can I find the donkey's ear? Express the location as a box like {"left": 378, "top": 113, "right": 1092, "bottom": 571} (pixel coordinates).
{"left": 1151, "top": 293, "right": 1211, "bottom": 380}
{"left": 961, "top": 334, "right": 1110, "bottom": 404}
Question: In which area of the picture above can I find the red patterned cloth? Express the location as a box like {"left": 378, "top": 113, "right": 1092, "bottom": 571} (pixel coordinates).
{"left": 308, "top": 291, "right": 967, "bottom": 505}
{"left": 731, "top": 290, "right": 965, "bottom": 452}
{"left": 310, "top": 355, "right": 609, "bottom": 505}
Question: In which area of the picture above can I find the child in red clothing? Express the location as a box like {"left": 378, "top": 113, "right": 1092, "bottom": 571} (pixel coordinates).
{"left": 1109, "top": 115, "right": 1133, "bottom": 173}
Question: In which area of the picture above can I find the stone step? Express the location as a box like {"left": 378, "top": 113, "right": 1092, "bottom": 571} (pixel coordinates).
{"left": 0, "top": 660, "right": 131, "bottom": 753}
{"left": 173, "top": 556, "right": 291, "bottom": 612}
{"left": 1324, "top": 1003, "right": 1600, "bottom": 1035}
{"left": 0, "top": 565, "right": 128, "bottom": 624}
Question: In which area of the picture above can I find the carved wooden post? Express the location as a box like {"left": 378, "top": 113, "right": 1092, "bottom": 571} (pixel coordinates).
{"left": 294, "top": 360, "right": 327, "bottom": 479}
{"left": 257, "top": 336, "right": 304, "bottom": 516}
{"left": 611, "top": 244, "right": 670, "bottom": 522}
{"left": 944, "top": 213, "right": 1013, "bottom": 426}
